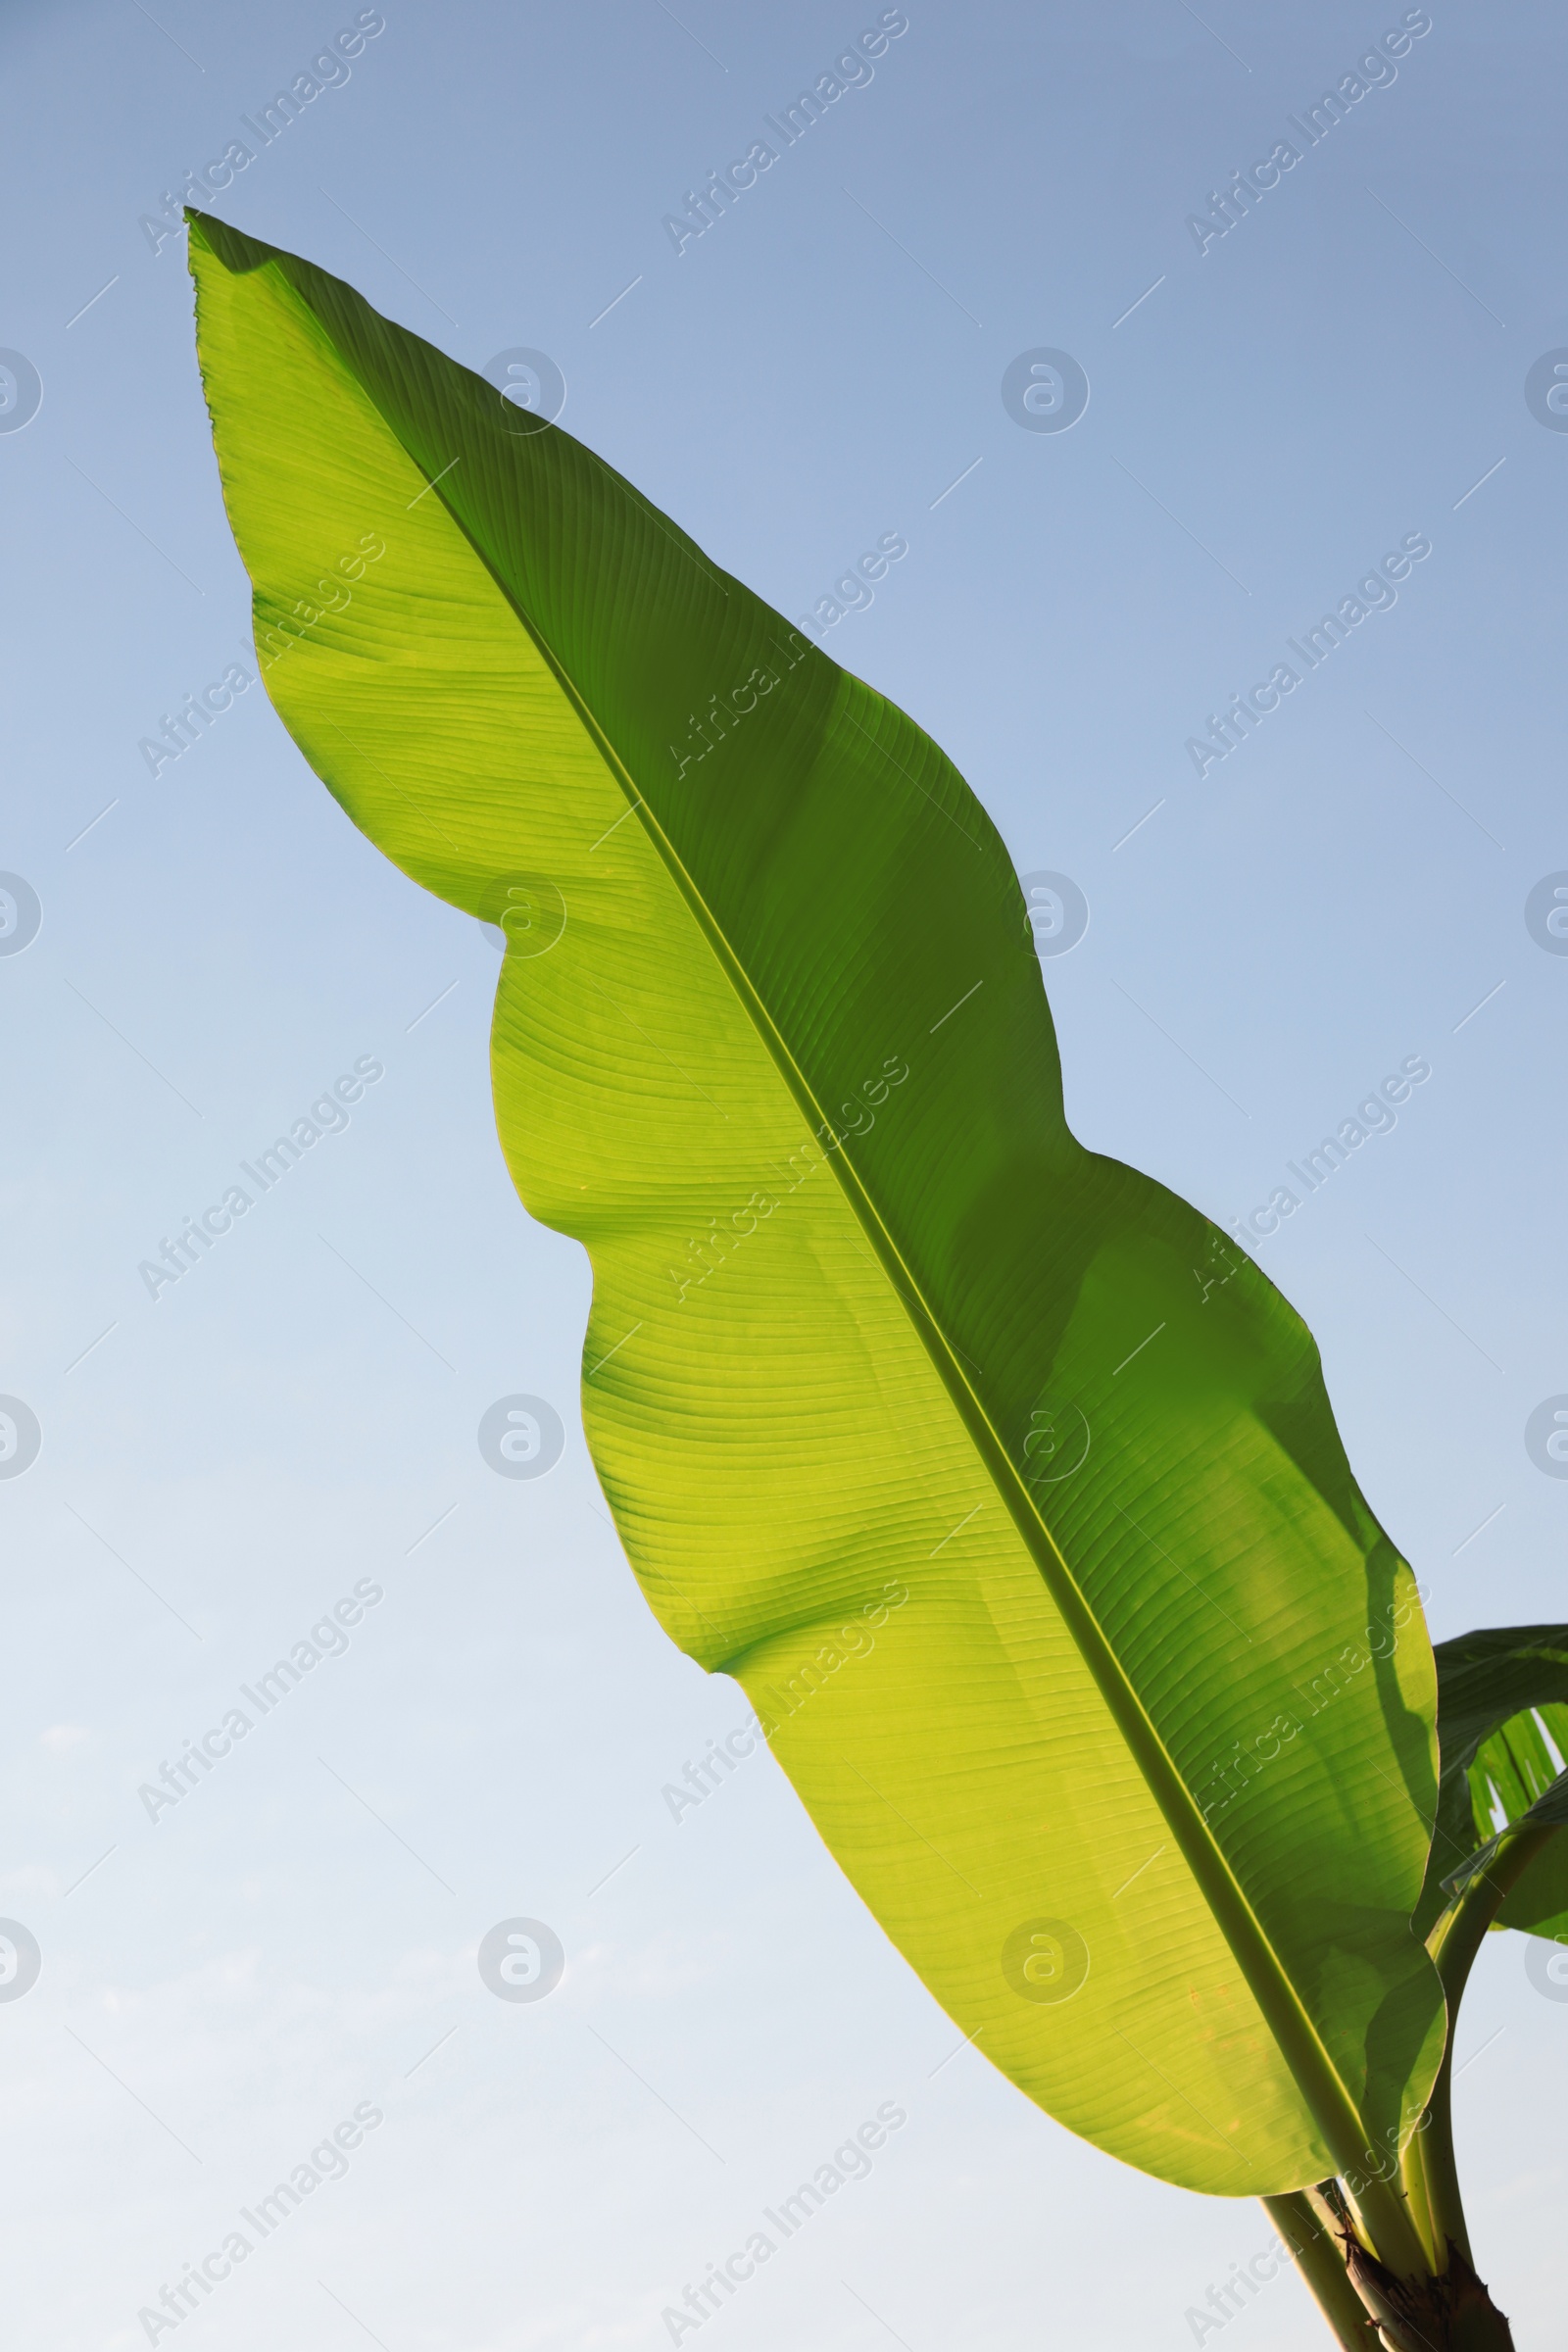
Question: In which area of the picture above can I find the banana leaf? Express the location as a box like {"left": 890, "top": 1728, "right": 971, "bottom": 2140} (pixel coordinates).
{"left": 1422, "top": 1627, "right": 1568, "bottom": 1940}
{"left": 1442, "top": 1768, "right": 1568, "bottom": 1890}
{"left": 185, "top": 211, "right": 1445, "bottom": 2204}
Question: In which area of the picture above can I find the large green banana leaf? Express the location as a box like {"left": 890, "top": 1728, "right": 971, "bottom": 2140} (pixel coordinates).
{"left": 1422, "top": 1628, "right": 1568, "bottom": 1939}
{"left": 186, "top": 212, "right": 1445, "bottom": 2200}
{"left": 1442, "top": 1771, "right": 1568, "bottom": 1905}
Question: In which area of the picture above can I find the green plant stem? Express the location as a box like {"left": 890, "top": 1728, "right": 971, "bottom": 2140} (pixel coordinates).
{"left": 1414, "top": 1820, "right": 1557, "bottom": 2270}
{"left": 1397, "top": 2108, "right": 1441, "bottom": 2276}
{"left": 1261, "top": 2191, "right": 1368, "bottom": 2348}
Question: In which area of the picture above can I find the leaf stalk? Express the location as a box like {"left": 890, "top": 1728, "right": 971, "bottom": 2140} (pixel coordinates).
{"left": 1260, "top": 2190, "right": 1371, "bottom": 2349}
{"left": 1412, "top": 1818, "right": 1557, "bottom": 2270}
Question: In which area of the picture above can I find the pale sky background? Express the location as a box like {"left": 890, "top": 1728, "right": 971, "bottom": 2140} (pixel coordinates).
{"left": 1, "top": 2, "right": 1565, "bottom": 2346}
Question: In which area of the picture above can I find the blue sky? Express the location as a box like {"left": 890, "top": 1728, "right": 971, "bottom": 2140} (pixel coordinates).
{"left": 0, "top": 2, "right": 1564, "bottom": 2345}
